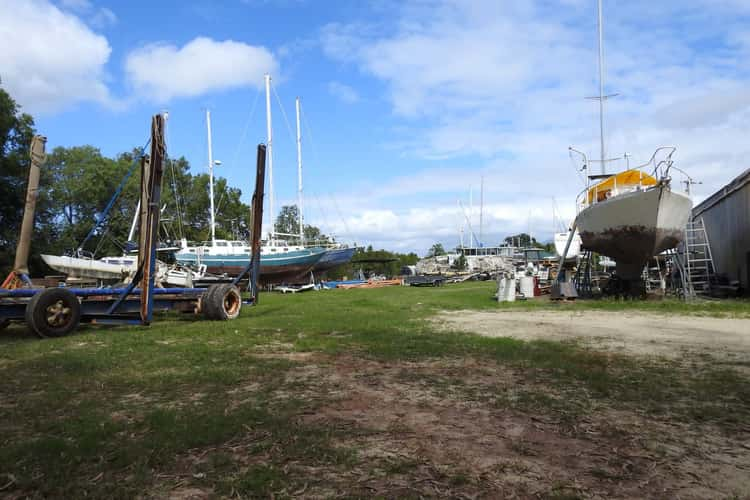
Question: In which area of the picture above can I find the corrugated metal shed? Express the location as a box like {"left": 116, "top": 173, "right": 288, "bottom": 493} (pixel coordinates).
{"left": 692, "top": 167, "right": 750, "bottom": 292}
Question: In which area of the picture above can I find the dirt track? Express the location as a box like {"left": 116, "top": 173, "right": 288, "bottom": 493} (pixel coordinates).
{"left": 434, "top": 310, "right": 750, "bottom": 365}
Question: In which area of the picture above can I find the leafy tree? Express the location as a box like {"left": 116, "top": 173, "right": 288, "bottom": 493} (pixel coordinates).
{"left": 45, "top": 145, "right": 138, "bottom": 256}
{"left": 0, "top": 85, "right": 41, "bottom": 276}
{"left": 326, "top": 247, "right": 419, "bottom": 280}
{"left": 274, "top": 204, "right": 300, "bottom": 236}
{"left": 503, "top": 233, "right": 556, "bottom": 253}
{"left": 427, "top": 243, "right": 446, "bottom": 258}
{"left": 274, "top": 204, "right": 331, "bottom": 245}
{"left": 504, "top": 233, "right": 537, "bottom": 248}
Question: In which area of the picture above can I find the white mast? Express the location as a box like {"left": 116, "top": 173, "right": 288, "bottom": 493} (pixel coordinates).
{"left": 457, "top": 199, "right": 464, "bottom": 248}
{"left": 264, "top": 73, "right": 274, "bottom": 240}
{"left": 206, "top": 109, "right": 216, "bottom": 244}
{"left": 295, "top": 96, "right": 304, "bottom": 245}
{"left": 469, "top": 187, "right": 474, "bottom": 247}
{"left": 479, "top": 176, "right": 484, "bottom": 247}
{"left": 597, "top": 0, "right": 606, "bottom": 174}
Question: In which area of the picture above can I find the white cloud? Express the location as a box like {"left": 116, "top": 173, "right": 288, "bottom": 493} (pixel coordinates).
{"left": 327, "top": 81, "right": 359, "bottom": 103}
{"left": 124, "top": 37, "right": 278, "bottom": 102}
{"left": 90, "top": 7, "right": 117, "bottom": 28}
{"left": 59, "top": 0, "right": 91, "bottom": 10}
{"left": 318, "top": 0, "right": 750, "bottom": 253}
{"left": 58, "top": 0, "right": 117, "bottom": 28}
{"left": 0, "top": 0, "right": 112, "bottom": 114}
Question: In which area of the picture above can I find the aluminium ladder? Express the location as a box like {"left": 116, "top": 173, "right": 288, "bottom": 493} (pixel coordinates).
{"left": 683, "top": 217, "right": 716, "bottom": 296}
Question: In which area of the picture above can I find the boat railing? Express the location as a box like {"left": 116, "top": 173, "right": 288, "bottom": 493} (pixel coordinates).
{"left": 634, "top": 146, "right": 676, "bottom": 179}
{"left": 576, "top": 146, "right": 688, "bottom": 212}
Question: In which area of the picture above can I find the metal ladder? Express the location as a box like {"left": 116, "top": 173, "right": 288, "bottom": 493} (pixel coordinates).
{"left": 684, "top": 217, "right": 716, "bottom": 296}
{"left": 573, "top": 250, "right": 594, "bottom": 297}
{"left": 642, "top": 257, "right": 663, "bottom": 292}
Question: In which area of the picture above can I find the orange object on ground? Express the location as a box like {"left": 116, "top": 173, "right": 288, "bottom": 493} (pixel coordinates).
{"left": 337, "top": 279, "right": 403, "bottom": 289}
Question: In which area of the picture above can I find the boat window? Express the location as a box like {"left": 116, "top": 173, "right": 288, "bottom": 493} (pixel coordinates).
{"left": 231, "top": 242, "right": 243, "bottom": 247}
{"left": 204, "top": 249, "right": 211, "bottom": 254}
{"left": 189, "top": 249, "right": 195, "bottom": 253}
{"left": 216, "top": 241, "right": 228, "bottom": 247}
{"left": 271, "top": 248, "right": 277, "bottom": 252}
{"left": 244, "top": 249, "right": 251, "bottom": 253}
{"left": 283, "top": 248, "right": 288, "bottom": 252}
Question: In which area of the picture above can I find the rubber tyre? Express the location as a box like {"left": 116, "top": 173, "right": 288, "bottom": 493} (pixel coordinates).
{"left": 203, "top": 284, "right": 242, "bottom": 320}
{"left": 0, "top": 318, "right": 9, "bottom": 331}
{"left": 25, "top": 288, "right": 81, "bottom": 338}
{"left": 201, "top": 286, "right": 221, "bottom": 320}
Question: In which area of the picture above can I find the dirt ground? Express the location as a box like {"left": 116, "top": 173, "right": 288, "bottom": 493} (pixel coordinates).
{"left": 434, "top": 310, "right": 750, "bottom": 366}
{"left": 161, "top": 311, "right": 750, "bottom": 498}
{"left": 294, "top": 355, "right": 750, "bottom": 499}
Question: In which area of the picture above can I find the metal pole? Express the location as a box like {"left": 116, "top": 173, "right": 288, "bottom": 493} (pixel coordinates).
{"left": 469, "top": 187, "right": 474, "bottom": 247}
{"left": 479, "top": 176, "right": 484, "bottom": 247}
{"left": 13, "top": 135, "right": 47, "bottom": 276}
{"left": 597, "top": 0, "right": 606, "bottom": 174}
{"left": 296, "top": 97, "right": 304, "bottom": 245}
{"left": 206, "top": 110, "right": 216, "bottom": 244}
{"left": 264, "top": 73, "right": 274, "bottom": 240}
{"left": 128, "top": 200, "right": 140, "bottom": 242}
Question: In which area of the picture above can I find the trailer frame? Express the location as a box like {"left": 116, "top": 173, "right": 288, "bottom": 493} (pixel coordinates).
{"left": 0, "top": 116, "right": 267, "bottom": 338}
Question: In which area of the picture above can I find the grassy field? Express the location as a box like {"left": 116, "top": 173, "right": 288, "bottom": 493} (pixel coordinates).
{"left": 1, "top": 282, "right": 749, "bottom": 498}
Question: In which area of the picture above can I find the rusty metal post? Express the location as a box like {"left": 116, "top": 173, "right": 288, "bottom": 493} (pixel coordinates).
{"left": 13, "top": 135, "right": 47, "bottom": 278}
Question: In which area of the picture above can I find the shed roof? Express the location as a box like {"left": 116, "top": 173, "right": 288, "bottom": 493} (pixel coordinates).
{"left": 693, "top": 167, "right": 750, "bottom": 218}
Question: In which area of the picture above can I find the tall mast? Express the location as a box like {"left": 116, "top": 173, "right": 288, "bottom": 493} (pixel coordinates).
{"left": 469, "top": 187, "right": 474, "bottom": 247}
{"left": 206, "top": 109, "right": 216, "bottom": 244}
{"left": 295, "top": 96, "right": 304, "bottom": 245}
{"left": 479, "top": 176, "right": 484, "bottom": 247}
{"left": 457, "top": 199, "right": 464, "bottom": 248}
{"left": 597, "top": 0, "right": 606, "bottom": 174}
{"left": 264, "top": 73, "right": 274, "bottom": 239}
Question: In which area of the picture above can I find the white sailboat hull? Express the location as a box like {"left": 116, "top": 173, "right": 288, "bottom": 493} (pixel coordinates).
{"left": 575, "top": 186, "right": 692, "bottom": 279}
{"left": 554, "top": 231, "right": 582, "bottom": 259}
{"left": 41, "top": 255, "right": 135, "bottom": 280}
{"left": 41, "top": 254, "right": 189, "bottom": 286}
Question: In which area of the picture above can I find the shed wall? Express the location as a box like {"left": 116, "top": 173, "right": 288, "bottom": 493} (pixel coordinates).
{"left": 692, "top": 169, "right": 750, "bottom": 292}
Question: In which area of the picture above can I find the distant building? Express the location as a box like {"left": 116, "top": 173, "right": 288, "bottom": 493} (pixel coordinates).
{"left": 692, "top": 167, "right": 750, "bottom": 293}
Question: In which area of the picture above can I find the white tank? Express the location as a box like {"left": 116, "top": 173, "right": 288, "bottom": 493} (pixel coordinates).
{"left": 519, "top": 276, "right": 535, "bottom": 298}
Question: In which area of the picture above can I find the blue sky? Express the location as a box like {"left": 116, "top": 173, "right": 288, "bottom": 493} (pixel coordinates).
{"left": 3, "top": 0, "right": 750, "bottom": 254}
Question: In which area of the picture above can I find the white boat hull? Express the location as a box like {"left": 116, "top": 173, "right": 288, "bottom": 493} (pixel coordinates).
{"left": 41, "top": 254, "right": 135, "bottom": 280}
{"left": 575, "top": 186, "right": 692, "bottom": 279}
{"left": 554, "top": 231, "right": 582, "bottom": 259}
{"left": 41, "top": 254, "right": 188, "bottom": 285}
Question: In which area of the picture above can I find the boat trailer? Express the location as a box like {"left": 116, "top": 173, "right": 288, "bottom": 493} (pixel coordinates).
{"left": 0, "top": 115, "right": 267, "bottom": 338}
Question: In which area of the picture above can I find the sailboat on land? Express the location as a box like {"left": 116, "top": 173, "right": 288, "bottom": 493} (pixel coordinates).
{"left": 174, "top": 76, "right": 325, "bottom": 285}
{"left": 566, "top": 0, "right": 692, "bottom": 284}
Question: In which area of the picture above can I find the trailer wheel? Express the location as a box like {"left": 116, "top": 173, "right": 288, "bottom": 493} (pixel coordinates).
{"left": 0, "top": 318, "right": 9, "bottom": 331}
{"left": 203, "top": 284, "right": 242, "bottom": 320}
{"left": 25, "top": 288, "right": 81, "bottom": 338}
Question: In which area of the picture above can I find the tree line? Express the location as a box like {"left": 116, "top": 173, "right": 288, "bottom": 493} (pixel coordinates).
{"left": 1, "top": 85, "right": 422, "bottom": 280}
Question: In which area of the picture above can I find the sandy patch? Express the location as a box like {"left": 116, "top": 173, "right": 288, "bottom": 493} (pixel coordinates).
{"left": 434, "top": 310, "right": 750, "bottom": 363}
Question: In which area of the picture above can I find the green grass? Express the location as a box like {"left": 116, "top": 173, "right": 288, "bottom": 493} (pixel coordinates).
{"left": 0, "top": 281, "right": 748, "bottom": 496}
